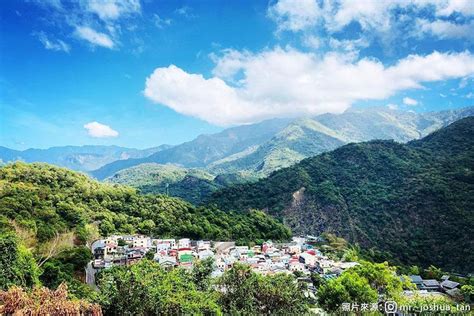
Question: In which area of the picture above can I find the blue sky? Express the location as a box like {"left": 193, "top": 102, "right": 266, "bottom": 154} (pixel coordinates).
{"left": 1, "top": 0, "right": 473, "bottom": 150}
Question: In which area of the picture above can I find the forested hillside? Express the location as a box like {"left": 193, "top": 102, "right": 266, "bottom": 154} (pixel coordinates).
{"left": 105, "top": 163, "right": 251, "bottom": 204}
{"left": 0, "top": 162, "right": 290, "bottom": 246}
{"left": 209, "top": 117, "right": 474, "bottom": 273}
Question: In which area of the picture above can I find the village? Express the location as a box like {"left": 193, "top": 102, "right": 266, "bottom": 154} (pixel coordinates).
{"left": 88, "top": 234, "right": 465, "bottom": 301}
{"left": 89, "top": 235, "right": 359, "bottom": 289}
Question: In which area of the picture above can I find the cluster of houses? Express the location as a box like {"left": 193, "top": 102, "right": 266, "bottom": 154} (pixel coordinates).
{"left": 90, "top": 235, "right": 359, "bottom": 284}
{"left": 407, "top": 275, "right": 462, "bottom": 299}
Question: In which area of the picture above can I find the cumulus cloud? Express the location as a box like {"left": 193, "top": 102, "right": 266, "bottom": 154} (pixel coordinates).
{"left": 144, "top": 49, "right": 474, "bottom": 126}
{"left": 416, "top": 19, "right": 474, "bottom": 41}
{"left": 403, "top": 97, "right": 418, "bottom": 106}
{"left": 35, "top": 32, "right": 70, "bottom": 52}
{"left": 84, "top": 122, "right": 119, "bottom": 138}
{"left": 75, "top": 26, "right": 115, "bottom": 48}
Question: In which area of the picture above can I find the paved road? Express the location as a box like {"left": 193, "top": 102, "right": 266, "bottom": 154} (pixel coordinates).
{"left": 85, "top": 261, "right": 97, "bottom": 288}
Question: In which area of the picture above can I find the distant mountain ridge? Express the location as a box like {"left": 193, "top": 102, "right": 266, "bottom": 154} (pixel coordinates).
{"left": 208, "top": 117, "right": 474, "bottom": 273}
{"left": 0, "top": 145, "right": 171, "bottom": 172}
{"left": 91, "top": 118, "right": 293, "bottom": 179}
{"left": 92, "top": 106, "right": 474, "bottom": 180}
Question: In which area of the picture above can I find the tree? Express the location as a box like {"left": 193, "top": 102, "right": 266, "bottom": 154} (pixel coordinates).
{"left": 424, "top": 265, "right": 443, "bottom": 280}
{"left": 460, "top": 285, "right": 474, "bottom": 303}
{"left": 0, "top": 233, "right": 40, "bottom": 290}
{"left": 191, "top": 257, "right": 215, "bottom": 291}
{"left": 0, "top": 283, "right": 101, "bottom": 315}
{"left": 352, "top": 261, "right": 410, "bottom": 300}
{"left": 217, "top": 263, "right": 308, "bottom": 315}
{"left": 317, "top": 271, "right": 378, "bottom": 312}
{"left": 96, "top": 260, "right": 221, "bottom": 315}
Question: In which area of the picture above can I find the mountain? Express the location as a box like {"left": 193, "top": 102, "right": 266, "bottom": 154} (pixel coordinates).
{"left": 106, "top": 163, "right": 216, "bottom": 204}
{"left": 91, "top": 118, "right": 292, "bottom": 179}
{"left": 0, "top": 162, "right": 291, "bottom": 245}
{"left": 0, "top": 145, "right": 171, "bottom": 172}
{"left": 93, "top": 106, "right": 474, "bottom": 180}
{"left": 106, "top": 163, "right": 253, "bottom": 204}
{"left": 208, "top": 106, "right": 474, "bottom": 176}
{"left": 208, "top": 117, "right": 474, "bottom": 273}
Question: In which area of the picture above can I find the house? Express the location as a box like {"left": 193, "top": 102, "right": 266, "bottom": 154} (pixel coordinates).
{"left": 299, "top": 252, "right": 317, "bottom": 266}
{"left": 154, "top": 239, "right": 176, "bottom": 251}
{"left": 235, "top": 246, "right": 250, "bottom": 259}
{"left": 178, "top": 238, "right": 191, "bottom": 249}
{"left": 423, "top": 279, "right": 441, "bottom": 292}
{"left": 178, "top": 247, "right": 193, "bottom": 264}
{"left": 197, "top": 240, "right": 211, "bottom": 250}
{"left": 409, "top": 275, "right": 424, "bottom": 289}
{"left": 289, "top": 261, "right": 305, "bottom": 272}
{"left": 159, "top": 256, "right": 177, "bottom": 268}
{"left": 441, "top": 280, "right": 460, "bottom": 290}
{"left": 198, "top": 249, "right": 214, "bottom": 260}
{"left": 132, "top": 236, "right": 151, "bottom": 248}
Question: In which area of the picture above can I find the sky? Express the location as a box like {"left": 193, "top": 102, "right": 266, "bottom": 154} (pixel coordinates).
{"left": 0, "top": 0, "right": 473, "bottom": 150}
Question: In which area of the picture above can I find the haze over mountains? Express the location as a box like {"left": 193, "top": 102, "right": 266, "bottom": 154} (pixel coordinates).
{"left": 0, "top": 145, "right": 171, "bottom": 172}
{"left": 92, "top": 106, "right": 474, "bottom": 180}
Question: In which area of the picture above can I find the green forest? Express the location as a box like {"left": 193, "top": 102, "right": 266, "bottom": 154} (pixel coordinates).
{"left": 209, "top": 117, "right": 474, "bottom": 273}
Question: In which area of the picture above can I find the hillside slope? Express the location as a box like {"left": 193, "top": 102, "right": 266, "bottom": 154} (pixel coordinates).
{"left": 106, "top": 163, "right": 218, "bottom": 204}
{"left": 209, "top": 117, "right": 474, "bottom": 273}
{"left": 0, "top": 162, "right": 291, "bottom": 246}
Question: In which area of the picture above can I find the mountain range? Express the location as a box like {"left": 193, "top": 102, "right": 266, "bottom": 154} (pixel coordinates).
{"left": 208, "top": 117, "right": 474, "bottom": 273}
{"left": 0, "top": 145, "right": 171, "bottom": 172}
{"left": 92, "top": 106, "right": 474, "bottom": 180}
{"left": 1, "top": 106, "right": 473, "bottom": 186}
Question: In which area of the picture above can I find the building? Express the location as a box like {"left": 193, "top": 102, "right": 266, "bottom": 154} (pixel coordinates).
{"left": 441, "top": 280, "right": 460, "bottom": 291}
{"left": 422, "top": 279, "right": 441, "bottom": 292}
{"left": 409, "top": 275, "right": 424, "bottom": 289}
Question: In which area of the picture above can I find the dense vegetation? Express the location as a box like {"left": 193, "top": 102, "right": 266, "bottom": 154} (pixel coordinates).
{"left": 209, "top": 117, "right": 474, "bottom": 273}
{"left": 96, "top": 259, "right": 308, "bottom": 315}
{"left": 105, "top": 163, "right": 251, "bottom": 204}
{"left": 0, "top": 162, "right": 290, "bottom": 298}
{"left": 0, "top": 284, "right": 101, "bottom": 315}
{"left": 0, "top": 162, "right": 290, "bottom": 245}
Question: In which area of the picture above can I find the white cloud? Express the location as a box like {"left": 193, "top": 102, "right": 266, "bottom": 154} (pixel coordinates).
{"left": 267, "top": 0, "right": 320, "bottom": 32}
{"left": 36, "top": 32, "right": 70, "bottom": 52}
{"left": 84, "top": 122, "right": 119, "bottom": 138}
{"left": 144, "top": 49, "right": 474, "bottom": 126}
{"left": 75, "top": 26, "right": 115, "bottom": 48}
{"left": 302, "top": 35, "right": 321, "bottom": 49}
{"left": 153, "top": 14, "right": 172, "bottom": 28}
{"left": 403, "top": 97, "right": 418, "bottom": 106}
{"left": 434, "top": 0, "right": 474, "bottom": 17}
{"left": 416, "top": 19, "right": 474, "bottom": 41}
{"left": 86, "top": 0, "right": 141, "bottom": 21}
{"left": 387, "top": 103, "right": 398, "bottom": 110}
{"left": 267, "top": 0, "right": 474, "bottom": 42}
